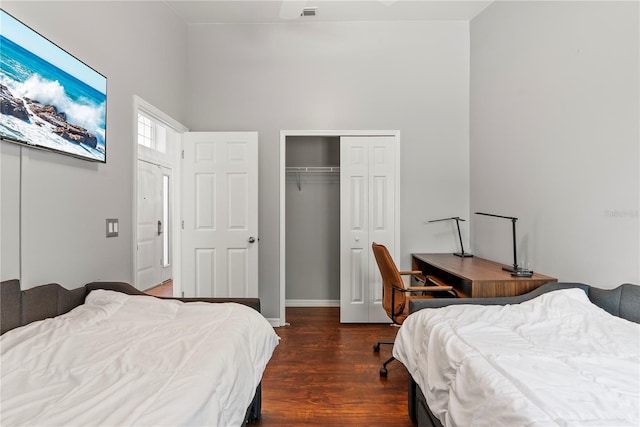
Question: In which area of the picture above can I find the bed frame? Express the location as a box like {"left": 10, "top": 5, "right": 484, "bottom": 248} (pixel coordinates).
{"left": 405, "top": 281, "right": 640, "bottom": 427}
{"left": 0, "top": 279, "right": 264, "bottom": 425}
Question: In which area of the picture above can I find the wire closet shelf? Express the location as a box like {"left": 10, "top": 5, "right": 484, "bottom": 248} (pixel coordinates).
{"left": 286, "top": 166, "right": 340, "bottom": 191}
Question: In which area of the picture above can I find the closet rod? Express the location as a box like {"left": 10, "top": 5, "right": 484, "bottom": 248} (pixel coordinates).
{"left": 285, "top": 166, "right": 340, "bottom": 173}
{"left": 286, "top": 166, "right": 340, "bottom": 191}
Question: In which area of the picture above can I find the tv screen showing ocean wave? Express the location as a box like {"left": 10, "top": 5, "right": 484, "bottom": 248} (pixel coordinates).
{"left": 0, "top": 10, "right": 107, "bottom": 163}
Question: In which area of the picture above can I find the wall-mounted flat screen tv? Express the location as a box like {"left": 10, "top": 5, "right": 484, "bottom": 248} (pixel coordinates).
{"left": 0, "top": 9, "right": 107, "bottom": 162}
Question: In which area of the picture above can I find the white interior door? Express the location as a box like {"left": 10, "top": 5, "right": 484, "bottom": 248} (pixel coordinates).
{"left": 181, "top": 132, "right": 259, "bottom": 298}
{"left": 340, "top": 136, "right": 397, "bottom": 323}
{"left": 137, "top": 161, "right": 171, "bottom": 290}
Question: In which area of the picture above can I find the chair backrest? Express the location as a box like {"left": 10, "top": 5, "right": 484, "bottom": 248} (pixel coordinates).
{"left": 372, "top": 242, "right": 406, "bottom": 323}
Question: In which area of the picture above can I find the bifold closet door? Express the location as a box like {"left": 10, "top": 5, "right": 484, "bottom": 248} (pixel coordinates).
{"left": 340, "top": 136, "right": 396, "bottom": 323}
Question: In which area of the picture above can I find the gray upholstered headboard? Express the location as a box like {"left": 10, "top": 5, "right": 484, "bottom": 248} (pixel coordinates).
{"left": 1, "top": 279, "right": 87, "bottom": 335}
{"left": 409, "top": 282, "right": 640, "bottom": 324}
{"left": 1, "top": 280, "right": 261, "bottom": 335}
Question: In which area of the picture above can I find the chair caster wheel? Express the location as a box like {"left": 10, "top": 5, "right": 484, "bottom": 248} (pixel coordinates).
{"left": 379, "top": 367, "right": 388, "bottom": 377}
{"left": 373, "top": 344, "right": 380, "bottom": 352}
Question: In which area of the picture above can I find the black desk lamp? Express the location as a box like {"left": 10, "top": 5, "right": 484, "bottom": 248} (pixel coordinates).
{"left": 428, "top": 217, "right": 473, "bottom": 258}
{"left": 474, "top": 212, "right": 533, "bottom": 277}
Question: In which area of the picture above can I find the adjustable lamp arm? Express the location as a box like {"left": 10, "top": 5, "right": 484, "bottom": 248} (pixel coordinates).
{"left": 474, "top": 212, "right": 533, "bottom": 277}
{"left": 428, "top": 217, "right": 473, "bottom": 258}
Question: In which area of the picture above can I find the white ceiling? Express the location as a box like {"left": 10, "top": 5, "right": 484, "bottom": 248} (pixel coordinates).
{"left": 165, "top": 0, "right": 494, "bottom": 24}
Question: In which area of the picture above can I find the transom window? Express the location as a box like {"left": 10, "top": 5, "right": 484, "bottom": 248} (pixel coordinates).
{"left": 137, "top": 113, "right": 166, "bottom": 153}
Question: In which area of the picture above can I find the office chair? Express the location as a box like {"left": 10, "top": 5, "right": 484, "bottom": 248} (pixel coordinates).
{"left": 371, "top": 242, "right": 458, "bottom": 377}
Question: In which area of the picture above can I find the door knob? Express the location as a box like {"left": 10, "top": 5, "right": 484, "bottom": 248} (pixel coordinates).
{"left": 248, "top": 236, "right": 256, "bottom": 243}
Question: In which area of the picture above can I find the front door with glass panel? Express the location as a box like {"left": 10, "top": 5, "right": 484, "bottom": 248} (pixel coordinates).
{"left": 137, "top": 160, "right": 172, "bottom": 290}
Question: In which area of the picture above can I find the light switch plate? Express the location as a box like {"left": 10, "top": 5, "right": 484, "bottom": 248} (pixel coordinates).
{"left": 106, "top": 219, "right": 118, "bottom": 237}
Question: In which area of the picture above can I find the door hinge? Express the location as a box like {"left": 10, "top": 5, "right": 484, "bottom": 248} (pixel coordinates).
{"left": 181, "top": 220, "right": 184, "bottom": 229}
{"left": 181, "top": 150, "right": 184, "bottom": 159}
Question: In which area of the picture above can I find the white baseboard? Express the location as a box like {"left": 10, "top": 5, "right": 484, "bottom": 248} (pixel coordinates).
{"left": 285, "top": 299, "right": 340, "bottom": 307}
{"left": 266, "top": 318, "right": 284, "bottom": 327}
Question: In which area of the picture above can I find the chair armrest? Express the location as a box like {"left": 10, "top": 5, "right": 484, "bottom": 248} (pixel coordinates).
{"left": 407, "top": 272, "right": 451, "bottom": 287}
{"left": 425, "top": 275, "right": 449, "bottom": 288}
{"left": 399, "top": 270, "right": 423, "bottom": 276}
{"left": 407, "top": 285, "right": 454, "bottom": 292}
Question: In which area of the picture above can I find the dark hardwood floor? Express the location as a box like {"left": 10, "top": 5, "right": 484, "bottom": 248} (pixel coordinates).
{"left": 144, "top": 283, "right": 415, "bottom": 425}
{"left": 257, "top": 307, "right": 415, "bottom": 426}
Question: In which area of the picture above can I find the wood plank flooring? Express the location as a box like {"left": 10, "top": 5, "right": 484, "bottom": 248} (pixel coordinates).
{"left": 144, "top": 280, "right": 173, "bottom": 297}
{"left": 144, "top": 283, "right": 415, "bottom": 425}
{"left": 256, "top": 307, "right": 415, "bottom": 426}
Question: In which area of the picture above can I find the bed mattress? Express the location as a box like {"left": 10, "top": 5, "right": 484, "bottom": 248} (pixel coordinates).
{"left": 393, "top": 288, "right": 640, "bottom": 426}
{"left": 1, "top": 290, "right": 280, "bottom": 427}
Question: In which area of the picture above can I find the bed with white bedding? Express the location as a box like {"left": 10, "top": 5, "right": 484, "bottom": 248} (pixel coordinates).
{"left": 393, "top": 282, "right": 640, "bottom": 427}
{"left": 0, "top": 280, "right": 279, "bottom": 427}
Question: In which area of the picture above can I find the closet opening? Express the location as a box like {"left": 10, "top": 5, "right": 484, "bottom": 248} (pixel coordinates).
{"left": 279, "top": 130, "right": 400, "bottom": 326}
{"left": 285, "top": 136, "right": 341, "bottom": 308}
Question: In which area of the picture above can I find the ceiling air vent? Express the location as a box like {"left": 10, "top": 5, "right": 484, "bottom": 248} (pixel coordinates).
{"left": 301, "top": 7, "right": 317, "bottom": 17}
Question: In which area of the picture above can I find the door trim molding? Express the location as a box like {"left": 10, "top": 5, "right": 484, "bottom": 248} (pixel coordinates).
{"left": 279, "top": 130, "right": 400, "bottom": 327}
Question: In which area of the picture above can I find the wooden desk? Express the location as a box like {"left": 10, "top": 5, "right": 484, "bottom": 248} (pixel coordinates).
{"left": 411, "top": 253, "right": 557, "bottom": 298}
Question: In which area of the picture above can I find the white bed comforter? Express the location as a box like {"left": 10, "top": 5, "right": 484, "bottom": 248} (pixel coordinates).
{"left": 1, "top": 290, "right": 280, "bottom": 427}
{"left": 393, "top": 288, "right": 640, "bottom": 427}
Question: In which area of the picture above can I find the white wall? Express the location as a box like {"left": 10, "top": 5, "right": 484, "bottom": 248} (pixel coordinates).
{"left": 187, "top": 21, "right": 470, "bottom": 319}
{"left": 0, "top": 2, "right": 188, "bottom": 288}
{"left": 470, "top": 1, "right": 639, "bottom": 287}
